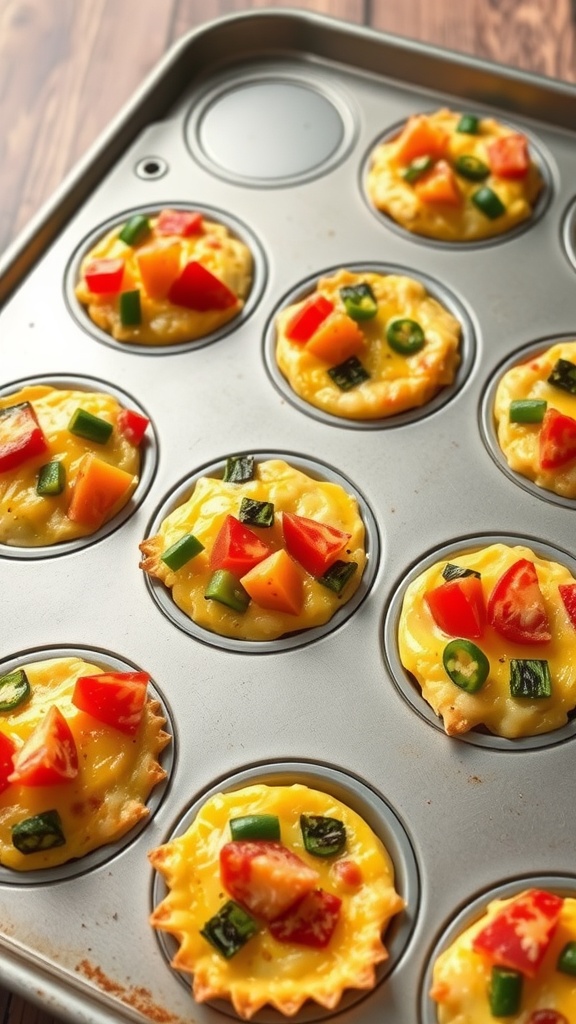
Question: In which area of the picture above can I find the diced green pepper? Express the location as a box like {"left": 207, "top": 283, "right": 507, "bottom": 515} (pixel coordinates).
{"left": 200, "top": 900, "right": 259, "bottom": 958}
{"left": 223, "top": 455, "right": 255, "bottom": 483}
{"left": 239, "top": 498, "right": 274, "bottom": 528}
{"left": 161, "top": 533, "right": 204, "bottom": 571}
{"left": 509, "top": 399, "right": 547, "bottom": 423}
{"left": 339, "top": 283, "right": 378, "bottom": 321}
{"left": 328, "top": 356, "right": 370, "bottom": 391}
{"left": 119, "top": 289, "right": 142, "bottom": 326}
{"left": 11, "top": 810, "right": 66, "bottom": 854}
{"left": 386, "top": 318, "right": 425, "bottom": 355}
{"left": 489, "top": 966, "right": 522, "bottom": 1017}
{"left": 471, "top": 186, "right": 506, "bottom": 219}
{"left": 443, "top": 639, "right": 490, "bottom": 693}
{"left": 118, "top": 214, "right": 151, "bottom": 246}
{"left": 0, "top": 669, "right": 31, "bottom": 712}
{"left": 442, "top": 563, "right": 481, "bottom": 581}
{"left": 510, "top": 659, "right": 552, "bottom": 698}
{"left": 456, "top": 114, "right": 480, "bottom": 134}
{"left": 68, "top": 408, "right": 113, "bottom": 444}
{"left": 204, "top": 570, "right": 250, "bottom": 612}
{"left": 317, "top": 560, "right": 358, "bottom": 594}
{"left": 401, "top": 156, "right": 435, "bottom": 183}
{"left": 454, "top": 155, "right": 489, "bottom": 181}
{"left": 230, "top": 814, "right": 281, "bottom": 841}
{"left": 300, "top": 814, "right": 347, "bottom": 857}
{"left": 547, "top": 358, "right": 576, "bottom": 395}
{"left": 557, "top": 940, "right": 576, "bottom": 975}
{"left": 36, "top": 460, "right": 66, "bottom": 496}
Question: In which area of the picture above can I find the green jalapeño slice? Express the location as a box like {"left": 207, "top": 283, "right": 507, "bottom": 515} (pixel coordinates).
{"left": 386, "top": 318, "right": 425, "bottom": 355}
{"left": 442, "top": 638, "right": 490, "bottom": 693}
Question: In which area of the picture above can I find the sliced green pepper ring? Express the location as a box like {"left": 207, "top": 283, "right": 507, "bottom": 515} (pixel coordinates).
{"left": 401, "top": 155, "right": 435, "bottom": 183}
{"left": 0, "top": 669, "right": 31, "bottom": 712}
{"left": 386, "top": 318, "right": 425, "bottom": 355}
{"left": 442, "top": 638, "right": 490, "bottom": 693}
{"left": 339, "top": 283, "right": 378, "bottom": 321}
{"left": 454, "top": 155, "right": 489, "bottom": 181}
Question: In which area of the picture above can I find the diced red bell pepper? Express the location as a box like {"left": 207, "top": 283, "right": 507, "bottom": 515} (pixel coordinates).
{"left": 559, "top": 582, "right": 576, "bottom": 628}
{"left": 526, "top": 1012, "right": 569, "bottom": 1024}
{"left": 487, "top": 134, "right": 530, "bottom": 179}
{"left": 8, "top": 706, "right": 78, "bottom": 786}
{"left": 84, "top": 258, "right": 125, "bottom": 294}
{"left": 155, "top": 209, "right": 204, "bottom": 237}
{"left": 72, "top": 671, "right": 149, "bottom": 735}
{"left": 282, "top": 512, "right": 351, "bottom": 577}
{"left": 220, "top": 840, "right": 319, "bottom": 922}
{"left": 425, "top": 575, "right": 486, "bottom": 639}
{"left": 330, "top": 858, "right": 363, "bottom": 889}
{"left": 269, "top": 889, "right": 342, "bottom": 948}
{"left": 487, "top": 558, "right": 551, "bottom": 645}
{"left": 210, "top": 514, "right": 273, "bottom": 577}
{"left": 0, "top": 731, "right": 17, "bottom": 795}
{"left": 0, "top": 402, "right": 48, "bottom": 474}
{"left": 472, "top": 888, "right": 564, "bottom": 977}
{"left": 116, "top": 408, "right": 150, "bottom": 446}
{"left": 539, "top": 408, "right": 576, "bottom": 469}
{"left": 284, "top": 294, "right": 334, "bottom": 343}
{"left": 167, "top": 261, "right": 237, "bottom": 311}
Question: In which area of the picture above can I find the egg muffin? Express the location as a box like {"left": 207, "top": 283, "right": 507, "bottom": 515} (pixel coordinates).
{"left": 0, "top": 656, "right": 169, "bottom": 871}
{"left": 397, "top": 542, "right": 576, "bottom": 738}
{"left": 493, "top": 341, "right": 576, "bottom": 498}
{"left": 274, "top": 268, "right": 461, "bottom": 420}
{"left": 149, "top": 782, "right": 405, "bottom": 1020}
{"left": 366, "top": 108, "right": 543, "bottom": 242}
{"left": 140, "top": 456, "right": 366, "bottom": 641}
{"left": 0, "top": 384, "right": 148, "bottom": 546}
{"left": 75, "top": 208, "right": 253, "bottom": 345}
{"left": 431, "top": 888, "right": 576, "bottom": 1023}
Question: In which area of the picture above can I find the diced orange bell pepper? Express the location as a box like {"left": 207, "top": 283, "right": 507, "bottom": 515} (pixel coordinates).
{"left": 136, "top": 242, "right": 181, "bottom": 300}
{"left": 67, "top": 453, "right": 135, "bottom": 529}
{"left": 394, "top": 115, "right": 450, "bottom": 165}
{"left": 240, "top": 549, "right": 304, "bottom": 615}
{"left": 414, "top": 160, "right": 462, "bottom": 206}
{"left": 305, "top": 312, "right": 365, "bottom": 364}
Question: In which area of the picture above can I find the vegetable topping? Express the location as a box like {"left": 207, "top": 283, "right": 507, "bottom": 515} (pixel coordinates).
{"left": 200, "top": 900, "right": 259, "bottom": 959}
{"left": 9, "top": 706, "right": 79, "bottom": 786}
{"left": 68, "top": 408, "right": 113, "bottom": 445}
{"left": 167, "top": 261, "right": 237, "bottom": 311}
{"left": 327, "top": 355, "right": 370, "bottom": 391}
{"left": 508, "top": 398, "right": 547, "bottom": 424}
{"left": 0, "top": 669, "right": 31, "bottom": 712}
{"left": 454, "top": 155, "right": 489, "bottom": 181}
{"left": 509, "top": 658, "right": 552, "bottom": 699}
{"left": 471, "top": 888, "right": 564, "bottom": 978}
{"left": 238, "top": 498, "right": 275, "bottom": 528}
{"left": 268, "top": 889, "right": 342, "bottom": 949}
{"left": 489, "top": 966, "right": 523, "bottom": 1017}
{"left": 223, "top": 455, "right": 255, "bottom": 483}
{"left": 386, "top": 318, "right": 425, "bottom": 355}
{"left": 442, "top": 638, "right": 490, "bottom": 692}
{"left": 300, "top": 814, "right": 347, "bottom": 857}
{"left": 339, "top": 283, "right": 378, "bottom": 321}
{"left": 471, "top": 186, "right": 506, "bottom": 219}
{"left": 204, "top": 570, "right": 250, "bottom": 613}
{"left": 72, "top": 671, "right": 149, "bottom": 735}
{"left": 119, "top": 214, "right": 151, "bottom": 246}
{"left": 538, "top": 408, "right": 576, "bottom": 469}
{"left": 36, "top": 460, "right": 66, "bottom": 496}
{"left": 285, "top": 294, "right": 334, "bottom": 342}
{"left": 0, "top": 402, "right": 48, "bottom": 473}
{"left": 11, "top": 810, "right": 66, "bottom": 854}
{"left": 219, "top": 840, "right": 319, "bottom": 922}
{"left": 161, "top": 532, "right": 205, "bottom": 571}
{"left": 425, "top": 575, "right": 486, "bottom": 639}
{"left": 229, "top": 815, "right": 281, "bottom": 842}
{"left": 547, "top": 358, "right": 576, "bottom": 395}
{"left": 487, "top": 559, "right": 551, "bottom": 645}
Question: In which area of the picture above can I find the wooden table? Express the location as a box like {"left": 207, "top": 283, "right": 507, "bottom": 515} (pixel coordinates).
{"left": 0, "top": 0, "right": 575, "bottom": 1021}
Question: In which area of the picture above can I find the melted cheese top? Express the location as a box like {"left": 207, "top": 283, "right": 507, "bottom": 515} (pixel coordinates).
{"left": 494, "top": 340, "right": 576, "bottom": 498}
{"left": 75, "top": 213, "right": 253, "bottom": 345}
{"left": 140, "top": 459, "right": 366, "bottom": 641}
{"left": 149, "top": 783, "right": 405, "bottom": 1020}
{"left": 431, "top": 893, "right": 576, "bottom": 1023}
{"left": 366, "top": 108, "right": 543, "bottom": 242}
{"left": 0, "top": 657, "right": 169, "bottom": 871}
{"left": 0, "top": 385, "right": 140, "bottom": 546}
{"left": 398, "top": 542, "right": 576, "bottom": 738}
{"left": 275, "top": 269, "right": 461, "bottom": 420}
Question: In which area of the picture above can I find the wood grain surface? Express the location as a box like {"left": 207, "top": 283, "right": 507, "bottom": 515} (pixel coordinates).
{"left": 1, "top": 0, "right": 576, "bottom": 255}
{"left": 0, "top": 0, "right": 575, "bottom": 1022}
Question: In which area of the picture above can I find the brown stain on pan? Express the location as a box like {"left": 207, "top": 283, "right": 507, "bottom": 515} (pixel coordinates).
{"left": 76, "top": 960, "right": 184, "bottom": 1023}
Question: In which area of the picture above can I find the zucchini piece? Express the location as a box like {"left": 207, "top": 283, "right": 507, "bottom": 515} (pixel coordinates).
{"left": 161, "top": 532, "right": 204, "bottom": 571}
{"left": 300, "top": 814, "right": 347, "bottom": 857}
{"left": 68, "top": 408, "right": 113, "bottom": 444}
{"left": 510, "top": 658, "right": 552, "bottom": 699}
{"left": 36, "top": 460, "right": 66, "bottom": 496}
{"left": 441, "top": 563, "right": 481, "bottom": 581}
{"left": 12, "top": 810, "right": 66, "bottom": 854}
{"left": 327, "top": 356, "right": 370, "bottom": 391}
{"left": 200, "top": 900, "right": 259, "bottom": 958}
{"left": 547, "top": 358, "right": 576, "bottom": 395}
{"left": 223, "top": 455, "right": 255, "bottom": 483}
{"left": 119, "top": 289, "right": 142, "bottom": 326}
{"left": 238, "top": 498, "right": 274, "bottom": 528}
{"left": 508, "top": 399, "right": 547, "bottom": 423}
{"left": 317, "top": 560, "right": 358, "bottom": 594}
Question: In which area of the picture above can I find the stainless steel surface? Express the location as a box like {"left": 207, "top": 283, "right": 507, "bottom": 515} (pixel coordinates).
{"left": 1, "top": 8, "right": 576, "bottom": 1023}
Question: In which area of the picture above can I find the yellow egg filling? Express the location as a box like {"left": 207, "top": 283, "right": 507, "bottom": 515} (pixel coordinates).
{"left": 140, "top": 458, "right": 367, "bottom": 641}
{"left": 149, "top": 782, "right": 405, "bottom": 1020}
{"left": 0, "top": 657, "right": 169, "bottom": 871}
{"left": 366, "top": 108, "right": 543, "bottom": 242}
{"left": 398, "top": 542, "right": 576, "bottom": 738}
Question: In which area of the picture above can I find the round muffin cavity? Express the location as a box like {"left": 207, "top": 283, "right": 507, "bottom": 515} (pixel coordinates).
{"left": 493, "top": 340, "right": 576, "bottom": 499}
{"left": 0, "top": 656, "right": 169, "bottom": 871}
{"left": 274, "top": 268, "right": 461, "bottom": 420}
{"left": 140, "top": 455, "right": 366, "bottom": 642}
{"left": 149, "top": 781, "right": 405, "bottom": 1020}
{"left": 0, "top": 383, "right": 148, "bottom": 546}
{"left": 430, "top": 887, "right": 576, "bottom": 1023}
{"left": 366, "top": 108, "right": 543, "bottom": 242}
{"left": 397, "top": 541, "right": 576, "bottom": 738}
{"left": 74, "top": 207, "right": 253, "bottom": 345}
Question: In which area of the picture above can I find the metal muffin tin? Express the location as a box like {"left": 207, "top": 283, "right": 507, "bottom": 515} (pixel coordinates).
{"left": 2, "top": 8, "right": 576, "bottom": 1023}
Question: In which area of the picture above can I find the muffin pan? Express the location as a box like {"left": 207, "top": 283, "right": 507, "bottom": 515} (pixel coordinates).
{"left": 2, "top": 8, "right": 576, "bottom": 1023}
